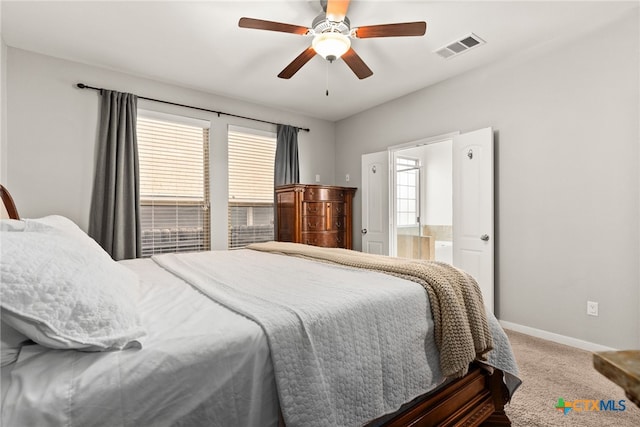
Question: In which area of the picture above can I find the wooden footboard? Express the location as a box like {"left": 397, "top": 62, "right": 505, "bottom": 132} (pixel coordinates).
{"left": 379, "top": 365, "right": 510, "bottom": 427}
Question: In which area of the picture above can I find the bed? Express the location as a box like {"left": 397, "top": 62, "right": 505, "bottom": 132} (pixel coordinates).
{"left": 0, "top": 184, "right": 520, "bottom": 426}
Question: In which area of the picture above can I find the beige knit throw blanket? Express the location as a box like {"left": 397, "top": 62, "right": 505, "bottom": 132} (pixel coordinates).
{"left": 247, "top": 241, "right": 493, "bottom": 378}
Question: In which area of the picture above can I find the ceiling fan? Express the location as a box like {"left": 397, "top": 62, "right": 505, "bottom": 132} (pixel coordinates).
{"left": 238, "top": 0, "right": 427, "bottom": 80}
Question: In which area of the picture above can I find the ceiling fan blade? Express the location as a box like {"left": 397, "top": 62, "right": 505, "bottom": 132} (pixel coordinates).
{"left": 355, "top": 22, "right": 427, "bottom": 38}
{"left": 238, "top": 17, "right": 309, "bottom": 35}
{"left": 342, "top": 48, "right": 373, "bottom": 80}
{"left": 326, "top": 0, "right": 351, "bottom": 21}
{"left": 278, "top": 47, "right": 317, "bottom": 79}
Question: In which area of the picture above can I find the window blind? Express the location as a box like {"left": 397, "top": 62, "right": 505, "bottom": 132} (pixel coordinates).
{"left": 137, "top": 116, "right": 210, "bottom": 257}
{"left": 228, "top": 127, "right": 276, "bottom": 249}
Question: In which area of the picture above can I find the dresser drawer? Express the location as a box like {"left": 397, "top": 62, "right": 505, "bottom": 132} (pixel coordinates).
{"left": 331, "top": 202, "right": 345, "bottom": 216}
{"left": 303, "top": 202, "right": 325, "bottom": 216}
{"left": 302, "top": 216, "right": 326, "bottom": 231}
{"left": 303, "top": 187, "right": 347, "bottom": 202}
{"left": 302, "top": 232, "right": 346, "bottom": 248}
{"left": 331, "top": 216, "right": 346, "bottom": 231}
{"left": 303, "top": 216, "right": 345, "bottom": 231}
{"left": 302, "top": 202, "right": 346, "bottom": 216}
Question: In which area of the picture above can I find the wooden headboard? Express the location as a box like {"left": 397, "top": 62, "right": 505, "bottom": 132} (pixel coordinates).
{"left": 0, "top": 185, "right": 20, "bottom": 220}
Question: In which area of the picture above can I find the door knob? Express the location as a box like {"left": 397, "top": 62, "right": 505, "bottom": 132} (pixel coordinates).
{"left": 361, "top": 229, "right": 368, "bottom": 234}
{"left": 480, "top": 234, "right": 490, "bottom": 241}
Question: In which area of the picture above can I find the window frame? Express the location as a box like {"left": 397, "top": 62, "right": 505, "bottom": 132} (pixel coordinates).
{"left": 136, "top": 109, "right": 211, "bottom": 256}
{"left": 227, "top": 125, "right": 277, "bottom": 249}
{"left": 395, "top": 156, "right": 421, "bottom": 228}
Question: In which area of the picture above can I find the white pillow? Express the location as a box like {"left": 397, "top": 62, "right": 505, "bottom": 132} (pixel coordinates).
{"left": 1, "top": 216, "right": 87, "bottom": 235}
{"left": 2, "top": 215, "right": 90, "bottom": 237}
{"left": 24, "top": 215, "right": 88, "bottom": 239}
{"left": 0, "top": 219, "right": 25, "bottom": 232}
{"left": 0, "top": 217, "right": 146, "bottom": 351}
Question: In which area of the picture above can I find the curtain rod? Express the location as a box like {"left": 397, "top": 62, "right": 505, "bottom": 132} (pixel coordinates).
{"left": 76, "top": 83, "right": 310, "bottom": 133}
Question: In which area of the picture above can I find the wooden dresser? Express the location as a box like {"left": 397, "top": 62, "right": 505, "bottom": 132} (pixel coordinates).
{"left": 276, "top": 184, "right": 357, "bottom": 249}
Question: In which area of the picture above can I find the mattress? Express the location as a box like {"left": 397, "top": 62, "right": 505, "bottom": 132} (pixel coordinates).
{"left": 1, "top": 258, "right": 279, "bottom": 427}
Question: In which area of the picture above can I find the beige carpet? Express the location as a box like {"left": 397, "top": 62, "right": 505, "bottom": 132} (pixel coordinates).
{"left": 504, "top": 329, "right": 640, "bottom": 426}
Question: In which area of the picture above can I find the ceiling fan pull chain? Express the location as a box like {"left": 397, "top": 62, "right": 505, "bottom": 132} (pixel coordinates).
{"left": 326, "top": 61, "right": 330, "bottom": 96}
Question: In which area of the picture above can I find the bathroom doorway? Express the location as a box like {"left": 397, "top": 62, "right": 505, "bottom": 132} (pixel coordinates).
{"left": 391, "top": 138, "right": 453, "bottom": 263}
{"left": 362, "top": 127, "right": 494, "bottom": 311}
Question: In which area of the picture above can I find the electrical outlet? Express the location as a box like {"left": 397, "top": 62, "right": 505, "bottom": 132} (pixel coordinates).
{"left": 315, "top": 174, "right": 320, "bottom": 183}
{"left": 587, "top": 301, "right": 599, "bottom": 316}
{"left": 345, "top": 174, "right": 350, "bottom": 182}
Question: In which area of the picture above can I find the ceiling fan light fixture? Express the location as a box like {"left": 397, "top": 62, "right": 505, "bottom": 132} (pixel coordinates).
{"left": 312, "top": 32, "right": 351, "bottom": 61}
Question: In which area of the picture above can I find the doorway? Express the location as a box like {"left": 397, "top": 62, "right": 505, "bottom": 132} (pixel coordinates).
{"left": 391, "top": 138, "right": 453, "bottom": 263}
{"left": 361, "top": 127, "right": 495, "bottom": 312}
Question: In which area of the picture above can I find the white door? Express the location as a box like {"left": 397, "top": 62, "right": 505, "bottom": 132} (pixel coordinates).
{"left": 361, "top": 151, "right": 390, "bottom": 254}
{"left": 453, "top": 127, "right": 494, "bottom": 312}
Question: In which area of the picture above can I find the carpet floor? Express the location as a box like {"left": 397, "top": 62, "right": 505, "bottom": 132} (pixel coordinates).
{"left": 504, "top": 329, "right": 640, "bottom": 426}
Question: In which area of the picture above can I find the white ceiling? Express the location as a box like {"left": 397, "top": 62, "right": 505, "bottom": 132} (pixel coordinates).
{"left": 1, "top": 1, "right": 637, "bottom": 121}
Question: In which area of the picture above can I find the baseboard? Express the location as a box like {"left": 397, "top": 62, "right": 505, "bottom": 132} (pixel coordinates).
{"left": 499, "top": 320, "right": 616, "bottom": 352}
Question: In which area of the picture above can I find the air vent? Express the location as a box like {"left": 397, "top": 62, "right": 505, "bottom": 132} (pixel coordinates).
{"left": 435, "top": 33, "right": 485, "bottom": 59}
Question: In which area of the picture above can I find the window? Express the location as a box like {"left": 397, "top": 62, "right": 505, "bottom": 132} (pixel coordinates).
{"left": 396, "top": 157, "right": 420, "bottom": 227}
{"left": 227, "top": 126, "right": 276, "bottom": 249}
{"left": 137, "top": 112, "right": 210, "bottom": 257}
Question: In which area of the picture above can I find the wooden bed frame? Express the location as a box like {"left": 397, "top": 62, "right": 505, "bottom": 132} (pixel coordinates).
{"left": 0, "top": 185, "right": 510, "bottom": 426}
{"left": 378, "top": 364, "right": 510, "bottom": 426}
{"left": 0, "top": 184, "right": 20, "bottom": 220}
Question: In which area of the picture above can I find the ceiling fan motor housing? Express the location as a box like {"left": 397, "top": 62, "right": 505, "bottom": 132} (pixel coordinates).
{"left": 312, "top": 14, "right": 351, "bottom": 36}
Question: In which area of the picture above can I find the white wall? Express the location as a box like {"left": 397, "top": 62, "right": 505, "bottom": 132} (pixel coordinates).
{"left": 335, "top": 13, "right": 639, "bottom": 349}
{"left": 5, "top": 48, "right": 336, "bottom": 248}
{"left": 1, "top": 20, "right": 7, "bottom": 184}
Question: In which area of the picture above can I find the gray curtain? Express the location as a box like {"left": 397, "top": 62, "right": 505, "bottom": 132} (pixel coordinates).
{"left": 274, "top": 124, "right": 300, "bottom": 238}
{"left": 275, "top": 125, "right": 300, "bottom": 185}
{"left": 88, "top": 90, "right": 140, "bottom": 260}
